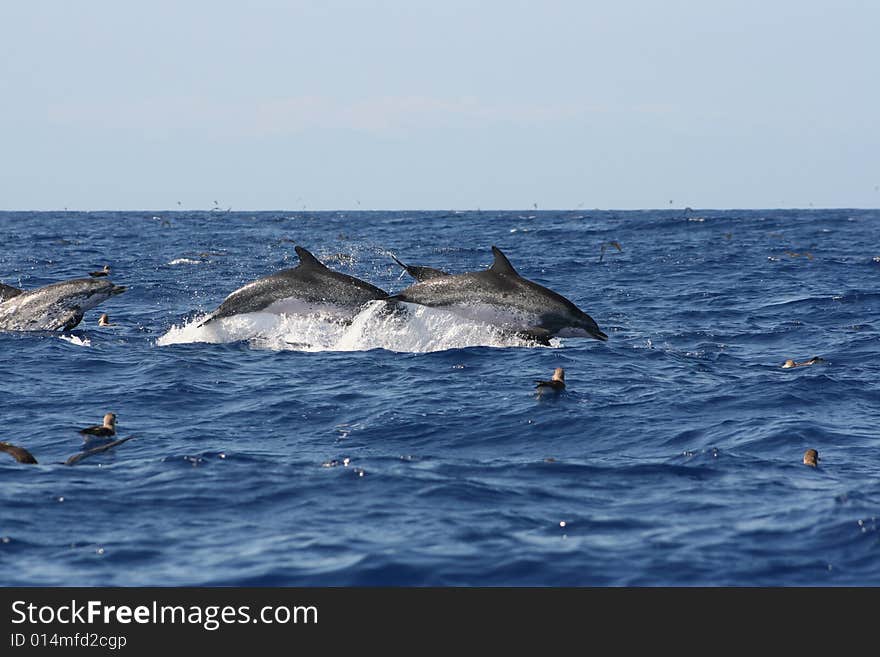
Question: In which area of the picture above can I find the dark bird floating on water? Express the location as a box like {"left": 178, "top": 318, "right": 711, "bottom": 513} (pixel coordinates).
{"left": 535, "top": 367, "right": 566, "bottom": 394}
{"left": 89, "top": 265, "right": 111, "bottom": 277}
{"left": 782, "top": 356, "right": 826, "bottom": 369}
{"left": 79, "top": 413, "right": 117, "bottom": 440}
{"left": 0, "top": 441, "right": 38, "bottom": 464}
{"left": 803, "top": 449, "right": 819, "bottom": 467}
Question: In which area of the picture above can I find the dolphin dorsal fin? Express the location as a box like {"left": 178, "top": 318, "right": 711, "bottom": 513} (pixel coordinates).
{"left": 489, "top": 246, "right": 518, "bottom": 276}
{"left": 295, "top": 246, "right": 327, "bottom": 269}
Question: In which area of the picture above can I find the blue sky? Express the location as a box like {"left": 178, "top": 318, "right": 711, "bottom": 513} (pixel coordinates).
{"left": 1, "top": 0, "right": 877, "bottom": 210}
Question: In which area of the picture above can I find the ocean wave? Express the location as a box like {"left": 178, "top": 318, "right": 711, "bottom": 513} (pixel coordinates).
{"left": 167, "top": 258, "right": 203, "bottom": 266}
{"left": 4, "top": 208, "right": 880, "bottom": 587}
{"left": 156, "top": 301, "right": 556, "bottom": 353}
{"left": 58, "top": 334, "right": 91, "bottom": 347}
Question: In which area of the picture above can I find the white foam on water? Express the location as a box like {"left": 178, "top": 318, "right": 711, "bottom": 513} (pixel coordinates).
{"left": 167, "top": 258, "right": 203, "bottom": 265}
{"left": 156, "top": 301, "right": 558, "bottom": 353}
{"left": 59, "top": 334, "right": 91, "bottom": 347}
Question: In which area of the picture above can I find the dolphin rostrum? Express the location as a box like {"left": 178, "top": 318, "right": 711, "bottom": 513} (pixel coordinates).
{"left": 0, "top": 277, "right": 126, "bottom": 332}
{"left": 387, "top": 246, "right": 608, "bottom": 343}
{"left": 198, "top": 246, "right": 388, "bottom": 326}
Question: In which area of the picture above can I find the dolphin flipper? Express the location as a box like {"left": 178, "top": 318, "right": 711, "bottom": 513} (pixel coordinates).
{"left": 197, "top": 309, "right": 223, "bottom": 328}
{"left": 514, "top": 327, "right": 553, "bottom": 346}
{"left": 60, "top": 307, "right": 85, "bottom": 331}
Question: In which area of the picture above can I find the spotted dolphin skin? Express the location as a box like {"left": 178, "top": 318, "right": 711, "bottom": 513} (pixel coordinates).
{"left": 0, "top": 277, "right": 126, "bottom": 332}
{"left": 388, "top": 246, "right": 608, "bottom": 343}
{"left": 199, "top": 246, "right": 388, "bottom": 327}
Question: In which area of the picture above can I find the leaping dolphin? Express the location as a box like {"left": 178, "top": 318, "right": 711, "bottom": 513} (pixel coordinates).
{"left": 388, "top": 246, "right": 608, "bottom": 343}
{"left": 0, "top": 277, "right": 126, "bottom": 332}
{"left": 198, "top": 246, "right": 387, "bottom": 327}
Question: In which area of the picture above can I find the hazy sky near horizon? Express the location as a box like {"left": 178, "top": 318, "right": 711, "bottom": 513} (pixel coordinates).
{"left": 1, "top": 0, "right": 878, "bottom": 210}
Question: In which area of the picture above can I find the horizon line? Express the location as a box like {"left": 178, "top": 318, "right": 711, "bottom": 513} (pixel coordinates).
{"left": 1, "top": 206, "right": 878, "bottom": 213}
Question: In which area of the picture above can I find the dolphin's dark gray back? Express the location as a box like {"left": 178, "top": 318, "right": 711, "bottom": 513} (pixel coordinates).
{"left": 388, "top": 246, "right": 608, "bottom": 341}
{"left": 199, "top": 246, "right": 387, "bottom": 326}
{"left": 389, "top": 246, "right": 522, "bottom": 306}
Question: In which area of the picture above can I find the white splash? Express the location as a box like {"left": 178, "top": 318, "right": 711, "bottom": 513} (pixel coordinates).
{"left": 157, "top": 301, "right": 558, "bottom": 353}
{"left": 167, "top": 258, "right": 203, "bottom": 266}
{"left": 59, "top": 334, "right": 91, "bottom": 347}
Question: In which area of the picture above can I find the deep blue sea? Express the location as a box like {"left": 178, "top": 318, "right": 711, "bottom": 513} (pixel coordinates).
{"left": 1, "top": 209, "right": 878, "bottom": 586}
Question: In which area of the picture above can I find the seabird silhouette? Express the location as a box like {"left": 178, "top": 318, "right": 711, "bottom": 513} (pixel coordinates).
{"left": 803, "top": 449, "right": 819, "bottom": 467}
{"left": 535, "top": 368, "right": 566, "bottom": 394}
{"left": 782, "top": 356, "right": 826, "bottom": 369}
{"left": 0, "top": 441, "right": 38, "bottom": 464}
{"left": 78, "top": 413, "right": 117, "bottom": 440}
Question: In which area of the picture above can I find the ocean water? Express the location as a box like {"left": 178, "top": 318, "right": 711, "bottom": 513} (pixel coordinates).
{"left": 0, "top": 209, "right": 878, "bottom": 586}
